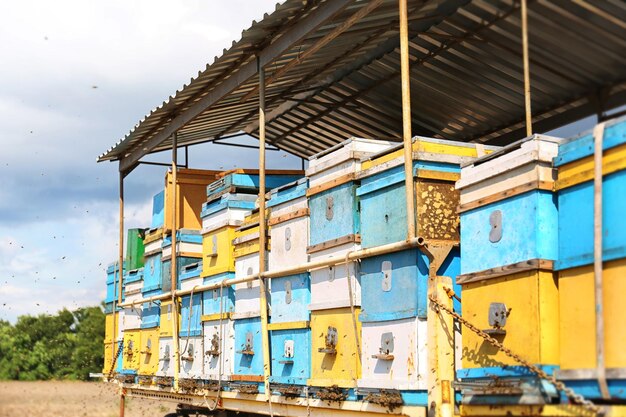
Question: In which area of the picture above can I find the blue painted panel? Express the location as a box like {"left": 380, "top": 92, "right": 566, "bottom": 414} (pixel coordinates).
{"left": 107, "top": 262, "right": 126, "bottom": 303}
{"left": 179, "top": 261, "right": 202, "bottom": 281}
{"left": 267, "top": 178, "right": 309, "bottom": 208}
{"left": 125, "top": 268, "right": 143, "bottom": 284}
{"left": 562, "top": 379, "right": 626, "bottom": 401}
{"left": 233, "top": 317, "right": 264, "bottom": 377}
{"left": 106, "top": 261, "right": 126, "bottom": 277}
{"left": 201, "top": 196, "right": 256, "bottom": 218}
{"left": 460, "top": 191, "right": 558, "bottom": 275}
{"left": 557, "top": 169, "right": 626, "bottom": 270}
{"left": 269, "top": 328, "right": 311, "bottom": 385}
{"left": 308, "top": 181, "right": 360, "bottom": 246}
{"left": 114, "top": 340, "right": 124, "bottom": 373}
{"left": 270, "top": 274, "right": 310, "bottom": 323}
{"left": 151, "top": 190, "right": 165, "bottom": 229}
{"left": 180, "top": 294, "right": 202, "bottom": 337}
{"left": 554, "top": 116, "right": 626, "bottom": 167}
{"left": 143, "top": 253, "right": 162, "bottom": 293}
{"left": 207, "top": 173, "right": 303, "bottom": 197}
{"left": 361, "top": 248, "right": 461, "bottom": 321}
{"left": 162, "top": 231, "right": 202, "bottom": 247}
{"left": 457, "top": 365, "right": 559, "bottom": 379}
{"left": 202, "top": 272, "right": 236, "bottom": 315}
{"left": 162, "top": 257, "right": 198, "bottom": 293}
{"left": 141, "top": 298, "right": 161, "bottom": 329}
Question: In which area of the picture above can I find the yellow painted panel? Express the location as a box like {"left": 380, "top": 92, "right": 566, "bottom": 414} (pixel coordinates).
{"left": 233, "top": 224, "right": 270, "bottom": 258}
{"left": 104, "top": 312, "right": 119, "bottom": 344}
{"left": 267, "top": 321, "right": 310, "bottom": 331}
{"left": 202, "top": 226, "right": 237, "bottom": 277}
{"left": 308, "top": 307, "right": 361, "bottom": 388}
{"left": 461, "top": 270, "right": 559, "bottom": 368}
{"left": 143, "top": 228, "right": 163, "bottom": 244}
{"left": 559, "top": 259, "right": 626, "bottom": 370}
{"left": 122, "top": 329, "right": 141, "bottom": 371}
{"left": 555, "top": 143, "right": 626, "bottom": 190}
{"left": 164, "top": 168, "right": 221, "bottom": 231}
{"left": 103, "top": 342, "right": 118, "bottom": 374}
{"left": 138, "top": 328, "right": 160, "bottom": 376}
{"left": 159, "top": 300, "right": 179, "bottom": 338}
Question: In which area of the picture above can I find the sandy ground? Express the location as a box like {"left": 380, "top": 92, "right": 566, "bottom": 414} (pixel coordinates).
{"left": 0, "top": 380, "right": 178, "bottom": 417}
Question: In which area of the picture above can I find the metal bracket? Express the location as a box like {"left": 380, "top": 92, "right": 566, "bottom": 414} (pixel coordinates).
{"left": 483, "top": 302, "right": 510, "bottom": 335}
{"left": 381, "top": 260, "right": 392, "bottom": 292}
{"left": 284, "top": 280, "right": 292, "bottom": 304}
{"left": 285, "top": 226, "right": 292, "bottom": 251}
{"left": 489, "top": 210, "right": 503, "bottom": 243}
{"left": 372, "top": 332, "right": 395, "bottom": 360}
{"left": 319, "top": 326, "right": 338, "bottom": 354}
{"left": 212, "top": 234, "right": 218, "bottom": 255}
{"left": 181, "top": 343, "right": 195, "bottom": 362}
{"left": 206, "top": 334, "right": 220, "bottom": 356}
{"left": 325, "top": 196, "right": 334, "bottom": 220}
{"left": 246, "top": 267, "right": 254, "bottom": 288}
{"left": 238, "top": 331, "right": 255, "bottom": 355}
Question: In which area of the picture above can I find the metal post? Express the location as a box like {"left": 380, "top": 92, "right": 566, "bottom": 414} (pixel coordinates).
{"left": 521, "top": 0, "right": 533, "bottom": 137}
{"left": 593, "top": 122, "right": 610, "bottom": 399}
{"left": 399, "top": 0, "right": 416, "bottom": 240}
{"left": 118, "top": 172, "right": 124, "bottom": 304}
{"left": 119, "top": 390, "right": 125, "bottom": 417}
{"left": 171, "top": 133, "right": 181, "bottom": 390}
{"left": 257, "top": 58, "right": 272, "bottom": 401}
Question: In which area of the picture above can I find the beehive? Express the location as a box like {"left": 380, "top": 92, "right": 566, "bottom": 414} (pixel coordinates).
{"left": 233, "top": 316, "right": 264, "bottom": 381}
{"left": 164, "top": 168, "right": 222, "bottom": 231}
{"left": 156, "top": 337, "right": 174, "bottom": 378}
{"left": 201, "top": 223, "right": 238, "bottom": 277}
{"left": 159, "top": 299, "right": 178, "bottom": 338}
{"left": 458, "top": 135, "right": 561, "bottom": 275}
{"left": 200, "top": 193, "right": 256, "bottom": 231}
{"left": 269, "top": 323, "right": 311, "bottom": 386}
{"left": 138, "top": 328, "right": 159, "bottom": 379}
{"left": 180, "top": 293, "right": 202, "bottom": 338}
{"left": 179, "top": 336, "right": 204, "bottom": 379}
{"left": 202, "top": 273, "right": 235, "bottom": 316}
{"left": 203, "top": 317, "right": 235, "bottom": 381}
{"left": 122, "top": 329, "right": 141, "bottom": 373}
{"left": 105, "top": 312, "right": 122, "bottom": 344}
{"left": 126, "top": 228, "right": 146, "bottom": 271}
{"left": 143, "top": 229, "right": 163, "bottom": 294}
{"left": 206, "top": 169, "right": 303, "bottom": 198}
{"left": 270, "top": 274, "right": 310, "bottom": 323}
{"left": 308, "top": 307, "right": 362, "bottom": 388}
{"left": 140, "top": 293, "right": 160, "bottom": 329}
{"left": 268, "top": 179, "right": 309, "bottom": 271}
{"left": 162, "top": 229, "right": 202, "bottom": 259}
{"left": 106, "top": 261, "right": 125, "bottom": 306}
{"left": 309, "top": 244, "right": 361, "bottom": 311}
{"left": 103, "top": 340, "right": 123, "bottom": 375}
{"left": 120, "top": 305, "right": 142, "bottom": 331}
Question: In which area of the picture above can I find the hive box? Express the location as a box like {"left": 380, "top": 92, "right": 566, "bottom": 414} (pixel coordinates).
{"left": 201, "top": 193, "right": 256, "bottom": 231}
{"left": 269, "top": 324, "right": 311, "bottom": 386}
{"left": 358, "top": 317, "right": 427, "bottom": 391}
{"left": 140, "top": 291, "right": 160, "bottom": 329}
{"left": 138, "top": 328, "right": 159, "bottom": 380}
{"left": 162, "top": 229, "right": 202, "bottom": 259}
{"left": 308, "top": 307, "right": 362, "bottom": 388}
{"left": 143, "top": 232, "right": 163, "bottom": 294}
{"left": 122, "top": 329, "right": 141, "bottom": 373}
{"left": 120, "top": 304, "right": 142, "bottom": 331}
{"left": 159, "top": 300, "right": 178, "bottom": 338}
{"left": 103, "top": 339, "right": 123, "bottom": 375}
{"left": 202, "top": 273, "right": 235, "bottom": 316}
{"left": 306, "top": 137, "right": 395, "bottom": 187}
{"left": 179, "top": 336, "right": 204, "bottom": 379}
{"left": 270, "top": 274, "right": 310, "bottom": 324}
{"left": 458, "top": 135, "right": 562, "bottom": 275}
{"left": 156, "top": 336, "right": 175, "bottom": 378}
{"left": 555, "top": 116, "right": 626, "bottom": 270}
{"left": 308, "top": 181, "right": 360, "bottom": 248}
{"left": 203, "top": 318, "right": 235, "bottom": 381}
{"left": 106, "top": 261, "right": 125, "bottom": 305}
{"left": 161, "top": 257, "right": 200, "bottom": 293}
{"left": 126, "top": 228, "right": 146, "bottom": 271}
{"left": 268, "top": 179, "right": 309, "bottom": 271}
{"left": 164, "top": 168, "right": 222, "bottom": 231}
{"left": 309, "top": 244, "right": 361, "bottom": 311}
{"left": 180, "top": 293, "right": 202, "bottom": 338}
{"left": 206, "top": 169, "right": 303, "bottom": 198}
{"left": 151, "top": 190, "right": 165, "bottom": 229}
{"left": 233, "top": 316, "right": 264, "bottom": 381}
{"left": 202, "top": 223, "right": 239, "bottom": 277}
{"left": 105, "top": 312, "right": 122, "bottom": 344}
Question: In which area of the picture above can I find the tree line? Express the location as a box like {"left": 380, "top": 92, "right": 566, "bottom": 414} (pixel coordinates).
{"left": 0, "top": 306, "right": 104, "bottom": 380}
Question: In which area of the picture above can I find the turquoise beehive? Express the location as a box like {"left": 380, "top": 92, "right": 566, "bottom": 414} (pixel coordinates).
{"left": 202, "top": 272, "right": 235, "bottom": 316}
{"left": 233, "top": 317, "right": 264, "bottom": 379}
{"left": 269, "top": 327, "right": 311, "bottom": 386}
{"left": 269, "top": 274, "right": 310, "bottom": 323}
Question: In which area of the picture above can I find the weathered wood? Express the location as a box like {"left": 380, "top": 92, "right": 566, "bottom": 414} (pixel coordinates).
{"left": 306, "top": 172, "right": 356, "bottom": 197}
{"left": 458, "top": 180, "right": 553, "bottom": 213}
{"left": 306, "top": 234, "right": 361, "bottom": 254}
{"left": 230, "top": 374, "right": 265, "bottom": 382}
{"left": 268, "top": 208, "right": 310, "bottom": 226}
{"left": 456, "top": 259, "right": 554, "bottom": 284}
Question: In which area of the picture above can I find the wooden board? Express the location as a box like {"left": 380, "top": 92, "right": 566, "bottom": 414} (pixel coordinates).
{"left": 457, "top": 259, "right": 554, "bottom": 284}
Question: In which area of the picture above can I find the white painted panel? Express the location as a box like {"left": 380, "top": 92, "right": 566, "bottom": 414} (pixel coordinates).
{"left": 269, "top": 216, "right": 309, "bottom": 271}
{"left": 179, "top": 335, "right": 204, "bottom": 379}
{"left": 157, "top": 337, "right": 174, "bottom": 377}
{"left": 358, "top": 317, "right": 427, "bottom": 390}
{"left": 179, "top": 275, "right": 204, "bottom": 292}
{"left": 235, "top": 252, "right": 263, "bottom": 316}
{"left": 202, "top": 207, "right": 253, "bottom": 231}
{"left": 144, "top": 239, "right": 163, "bottom": 255}
{"left": 162, "top": 241, "right": 202, "bottom": 258}
{"left": 309, "top": 243, "right": 361, "bottom": 310}
{"left": 269, "top": 195, "right": 308, "bottom": 218}
{"left": 203, "top": 319, "right": 235, "bottom": 380}
{"left": 121, "top": 306, "right": 142, "bottom": 330}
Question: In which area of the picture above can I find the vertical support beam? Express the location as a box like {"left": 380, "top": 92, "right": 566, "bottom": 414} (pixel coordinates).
{"left": 257, "top": 58, "right": 272, "bottom": 401}
{"left": 171, "top": 133, "right": 181, "bottom": 390}
{"left": 399, "top": 0, "right": 416, "bottom": 240}
{"left": 593, "top": 122, "right": 610, "bottom": 399}
{"left": 119, "top": 389, "right": 125, "bottom": 417}
{"left": 118, "top": 172, "right": 125, "bottom": 304}
{"left": 521, "top": 0, "right": 533, "bottom": 137}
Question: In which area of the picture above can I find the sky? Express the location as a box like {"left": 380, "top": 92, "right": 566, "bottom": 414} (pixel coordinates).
{"left": 0, "top": 1, "right": 614, "bottom": 323}
{"left": 0, "top": 0, "right": 298, "bottom": 323}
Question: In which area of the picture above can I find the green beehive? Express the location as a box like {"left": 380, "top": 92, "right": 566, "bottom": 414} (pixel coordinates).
{"left": 126, "top": 228, "right": 146, "bottom": 270}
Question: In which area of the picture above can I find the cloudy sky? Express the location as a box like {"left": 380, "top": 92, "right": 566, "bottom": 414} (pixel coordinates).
{"left": 0, "top": 0, "right": 301, "bottom": 322}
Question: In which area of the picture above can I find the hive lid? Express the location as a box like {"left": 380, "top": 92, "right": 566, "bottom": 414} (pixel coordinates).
{"left": 267, "top": 177, "right": 309, "bottom": 208}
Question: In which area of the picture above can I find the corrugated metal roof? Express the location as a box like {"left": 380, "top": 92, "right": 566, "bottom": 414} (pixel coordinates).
{"left": 98, "top": 0, "right": 626, "bottom": 167}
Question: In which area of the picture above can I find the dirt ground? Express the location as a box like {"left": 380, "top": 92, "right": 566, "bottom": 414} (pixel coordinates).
{"left": 0, "top": 380, "right": 178, "bottom": 417}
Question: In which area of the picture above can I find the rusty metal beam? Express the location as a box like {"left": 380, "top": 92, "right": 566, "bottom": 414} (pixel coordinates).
{"left": 119, "top": 0, "right": 353, "bottom": 173}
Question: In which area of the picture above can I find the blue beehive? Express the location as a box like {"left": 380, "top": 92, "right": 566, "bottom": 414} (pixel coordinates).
{"left": 308, "top": 181, "right": 360, "bottom": 247}
{"left": 201, "top": 194, "right": 256, "bottom": 220}
{"left": 140, "top": 289, "right": 161, "bottom": 329}
{"left": 360, "top": 248, "right": 461, "bottom": 321}
{"left": 357, "top": 161, "right": 461, "bottom": 249}
{"left": 160, "top": 257, "right": 198, "bottom": 292}
{"left": 180, "top": 294, "right": 202, "bottom": 337}
{"left": 151, "top": 190, "right": 165, "bottom": 229}
{"left": 143, "top": 252, "right": 162, "bottom": 293}
{"left": 269, "top": 274, "right": 310, "bottom": 323}
{"left": 233, "top": 317, "right": 264, "bottom": 378}
{"left": 207, "top": 172, "right": 303, "bottom": 197}
{"left": 162, "top": 229, "right": 203, "bottom": 249}
{"left": 269, "top": 327, "right": 311, "bottom": 386}
{"left": 106, "top": 261, "right": 125, "bottom": 305}
{"left": 178, "top": 261, "right": 202, "bottom": 289}
{"left": 202, "top": 272, "right": 235, "bottom": 316}
{"left": 555, "top": 116, "right": 626, "bottom": 270}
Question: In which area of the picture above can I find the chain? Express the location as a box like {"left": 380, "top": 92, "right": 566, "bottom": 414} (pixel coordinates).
{"left": 107, "top": 341, "right": 123, "bottom": 379}
{"left": 428, "top": 293, "right": 601, "bottom": 415}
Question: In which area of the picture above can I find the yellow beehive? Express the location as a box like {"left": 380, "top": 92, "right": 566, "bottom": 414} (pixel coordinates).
{"left": 461, "top": 269, "right": 559, "bottom": 368}
{"left": 164, "top": 168, "right": 222, "bottom": 231}
{"left": 104, "top": 312, "right": 119, "bottom": 344}
{"left": 308, "top": 307, "right": 362, "bottom": 388}
{"left": 201, "top": 225, "right": 237, "bottom": 277}
{"left": 138, "top": 328, "right": 160, "bottom": 377}
{"left": 559, "top": 259, "right": 626, "bottom": 370}
{"left": 103, "top": 342, "right": 120, "bottom": 375}
{"left": 159, "top": 299, "right": 179, "bottom": 338}
{"left": 233, "top": 211, "right": 270, "bottom": 259}
{"left": 122, "top": 329, "right": 141, "bottom": 372}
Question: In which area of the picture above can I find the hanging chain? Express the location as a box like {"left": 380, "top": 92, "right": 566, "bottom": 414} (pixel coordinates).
{"left": 428, "top": 292, "right": 601, "bottom": 415}
{"left": 107, "top": 341, "right": 123, "bottom": 379}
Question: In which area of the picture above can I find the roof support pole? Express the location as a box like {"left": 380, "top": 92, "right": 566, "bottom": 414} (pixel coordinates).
{"left": 257, "top": 59, "right": 272, "bottom": 403}
{"left": 170, "top": 132, "right": 181, "bottom": 391}
{"left": 113, "top": 169, "right": 124, "bottom": 373}
{"left": 399, "top": 0, "right": 416, "bottom": 241}
{"left": 521, "top": 0, "right": 533, "bottom": 136}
